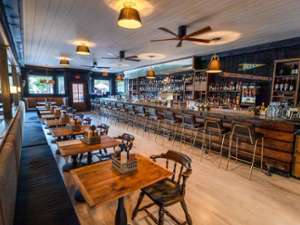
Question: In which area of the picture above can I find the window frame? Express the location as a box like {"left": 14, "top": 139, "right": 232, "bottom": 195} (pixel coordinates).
{"left": 92, "top": 79, "right": 111, "bottom": 96}
{"left": 27, "top": 74, "right": 55, "bottom": 95}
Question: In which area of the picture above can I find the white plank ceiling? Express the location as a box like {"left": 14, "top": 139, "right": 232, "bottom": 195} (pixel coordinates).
{"left": 22, "top": 0, "right": 300, "bottom": 72}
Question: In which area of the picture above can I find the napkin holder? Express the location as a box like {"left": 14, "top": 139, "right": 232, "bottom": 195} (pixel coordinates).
{"left": 112, "top": 151, "right": 137, "bottom": 174}
{"left": 81, "top": 125, "right": 101, "bottom": 144}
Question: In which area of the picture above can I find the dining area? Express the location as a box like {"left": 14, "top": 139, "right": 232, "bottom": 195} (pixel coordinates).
{"left": 1, "top": 0, "right": 300, "bottom": 225}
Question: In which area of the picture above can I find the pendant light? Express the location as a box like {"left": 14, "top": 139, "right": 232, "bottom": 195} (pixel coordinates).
{"left": 76, "top": 45, "right": 90, "bottom": 55}
{"left": 117, "top": 1, "right": 142, "bottom": 29}
{"left": 60, "top": 58, "right": 70, "bottom": 66}
{"left": 207, "top": 54, "right": 222, "bottom": 73}
{"left": 146, "top": 55, "right": 156, "bottom": 79}
{"left": 116, "top": 73, "right": 124, "bottom": 81}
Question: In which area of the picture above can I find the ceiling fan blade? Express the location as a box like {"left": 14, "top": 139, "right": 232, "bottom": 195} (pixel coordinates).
{"left": 158, "top": 27, "right": 178, "bottom": 37}
{"left": 102, "top": 57, "right": 120, "bottom": 60}
{"left": 125, "top": 55, "right": 138, "bottom": 59}
{"left": 151, "top": 38, "right": 178, "bottom": 42}
{"left": 125, "top": 58, "right": 141, "bottom": 62}
{"left": 186, "top": 26, "right": 212, "bottom": 37}
{"left": 95, "top": 66, "right": 110, "bottom": 69}
{"left": 184, "top": 37, "right": 211, "bottom": 43}
{"left": 176, "top": 40, "right": 183, "bottom": 47}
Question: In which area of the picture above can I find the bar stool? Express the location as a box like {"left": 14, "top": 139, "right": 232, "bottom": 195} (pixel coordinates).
{"left": 201, "top": 117, "right": 230, "bottom": 167}
{"left": 135, "top": 106, "right": 148, "bottom": 131}
{"left": 178, "top": 114, "right": 202, "bottom": 149}
{"left": 226, "top": 121, "right": 264, "bottom": 179}
{"left": 145, "top": 107, "right": 161, "bottom": 137}
{"left": 156, "top": 111, "right": 180, "bottom": 143}
{"left": 126, "top": 104, "right": 136, "bottom": 129}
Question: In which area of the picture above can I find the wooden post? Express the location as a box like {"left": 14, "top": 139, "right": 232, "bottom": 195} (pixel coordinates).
{"left": 0, "top": 45, "right": 12, "bottom": 120}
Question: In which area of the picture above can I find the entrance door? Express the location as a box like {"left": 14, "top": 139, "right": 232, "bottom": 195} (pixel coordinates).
{"left": 71, "top": 82, "right": 87, "bottom": 111}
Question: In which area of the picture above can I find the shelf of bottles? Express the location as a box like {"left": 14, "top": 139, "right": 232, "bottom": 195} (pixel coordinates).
{"left": 271, "top": 60, "right": 300, "bottom": 105}
{"left": 207, "top": 77, "right": 258, "bottom": 108}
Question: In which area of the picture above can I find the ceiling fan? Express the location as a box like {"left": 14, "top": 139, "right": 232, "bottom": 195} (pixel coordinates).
{"left": 102, "top": 50, "right": 140, "bottom": 62}
{"left": 81, "top": 60, "right": 110, "bottom": 70}
{"left": 151, "top": 25, "right": 213, "bottom": 47}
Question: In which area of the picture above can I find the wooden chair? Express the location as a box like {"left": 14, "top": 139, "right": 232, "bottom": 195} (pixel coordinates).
{"left": 132, "top": 150, "right": 192, "bottom": 225}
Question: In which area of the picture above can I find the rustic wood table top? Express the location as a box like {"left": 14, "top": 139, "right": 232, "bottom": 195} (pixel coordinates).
{"left": 51, "top": 125, "right": 89, "bottom": 138}
{"left": 45, "top": 119, "right": 68, "bottom": 127}
{"left": 58, "top": 135, "right": 120, "bottom": 156}
{"left": 41, "top": 114, "right": 58, "bottom": 120}
{"left": 70, "top": 154, "right": 172, "bottom": 207}
{"left": 39, "top": 110, "right": 52, "bottom": 115}
{"left": 37, "top": 101, "right": 56, "bottom": 105}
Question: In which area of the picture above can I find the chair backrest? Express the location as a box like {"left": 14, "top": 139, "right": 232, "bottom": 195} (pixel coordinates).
{"left": 116, "top": 133, "right": 135, "bottom": 152}
{"left": 182, "top": 114, "right": 196, "bottom": 128}
{"left": 231, "top": 121, "right": 256, "bottom": 144}
{"left": 147, "top": 107, "right": 158, "bottom": 120}
{"left": 97, "top": 123, "right": 109, "bottom": 135}
{"left": 151, "top": 150, "right": 192, "bottom": 195}
{"left": 164, "top": 111, "right": 176, "bottom": 122}
{"left": 204, "top": 117, "right": 224, "bottom": 134}
{"left": 135, "top": 106, "right": 145, "bottom": 115}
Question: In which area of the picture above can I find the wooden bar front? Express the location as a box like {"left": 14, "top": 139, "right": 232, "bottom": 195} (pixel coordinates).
{"left": 100, "top": 99, "right": 298, "bottom": 175}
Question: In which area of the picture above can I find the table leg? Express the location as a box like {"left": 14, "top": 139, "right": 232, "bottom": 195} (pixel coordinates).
{"left": 115, "top": 197, "right": 128, "bottom": 225}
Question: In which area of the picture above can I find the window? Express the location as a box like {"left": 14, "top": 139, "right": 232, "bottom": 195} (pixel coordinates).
{"left": 72, "top": 83, "right": 84, "bottom": 103}
{"left": 116, "top": 80, "right": 125, "bottom": 93}
{"left": 28, "top": 75, "right": 54, "bottom": 94}
{"left": 57, "top": 76, "right": 65, "bottom": 94}
{"left": 93, "top": 79, "right": 110, "bottom": 95}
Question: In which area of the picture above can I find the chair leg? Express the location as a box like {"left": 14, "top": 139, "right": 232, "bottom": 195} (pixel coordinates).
{"left": 218, "top": 134, "right": 226, "bottom": 168}
{"left": 180, "top": 200, "right": 193, "bottom": 225}
{"left": 249, "top": 139, "right": 258, "bottom": 180}
{"left": 158, "top": 207, "right": 165, "bottom": 225}
{"left": 226, "top": 136, "right": 233, "bottom": 169}
{"left": 132, "top": 192, "right": 145, "bottom": 220}
{"left": 260, "top": 137, "right": 264, "bottom": 171}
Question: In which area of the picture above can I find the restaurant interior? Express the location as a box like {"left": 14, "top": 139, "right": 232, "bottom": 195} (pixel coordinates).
{"left": 1, "top": 0, "right": 300, "bottom": 225}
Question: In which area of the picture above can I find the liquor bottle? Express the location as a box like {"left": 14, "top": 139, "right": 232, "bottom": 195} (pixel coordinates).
{"left": 275, "top": 82, "right": 279, "bottom": 91}
{"left": 289, "top": 81, "right": 294, "bottom": 92}
{"left": 279, "top": 81, "right": 284, "bottom": 91}
{"left": 284, "top": 80, "right": 289, "bottom": 92}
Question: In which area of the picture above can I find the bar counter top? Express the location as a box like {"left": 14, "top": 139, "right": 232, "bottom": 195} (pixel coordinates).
{"left": 99, "top": 98, "right": 299, "bottom": 175}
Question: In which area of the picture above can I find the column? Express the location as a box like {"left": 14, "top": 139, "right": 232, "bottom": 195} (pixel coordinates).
{"left": 0, "top": 45, "right": 12, "bottom": 120}
{"left": 12, "top": 64, "right": 19, "bottom": 104}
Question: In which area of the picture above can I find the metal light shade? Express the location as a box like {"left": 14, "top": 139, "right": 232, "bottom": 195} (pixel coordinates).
{"left": 60, "top": 58, "right": 70, "bottom": 66}
{"left": 76, "top": 45, "right": 90, "bottom": 55}
{"left": 116, "top": 74, "right": 124, "bottom": 80}
{"left": 207, "top": 54, "right": 222, "bottom": 73}
{"left": 117, "top": 7, "right": 142, "bottom": 29}
{"left": 146, "top": 68, "right": 156, "bottom": 79}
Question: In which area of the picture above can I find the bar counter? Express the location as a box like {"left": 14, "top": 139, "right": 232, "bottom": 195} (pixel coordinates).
{"left": 99, "top": 98, "right": 299, "bottom": 175}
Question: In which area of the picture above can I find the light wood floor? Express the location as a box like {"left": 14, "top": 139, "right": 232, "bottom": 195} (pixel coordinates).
{"left": 42, "top": 113, "right": 300, "bottom": 225}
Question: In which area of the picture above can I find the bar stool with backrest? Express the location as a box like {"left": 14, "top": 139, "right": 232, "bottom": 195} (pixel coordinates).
{"left": 132, "top": 150, "right": 192, "bottom": 225}
{"left": 126, "top": 104, "right": 136, "bottom": 129}
{"left": 201, "top": 117, "right": 230, "bottom": 167}
{"left": 135, "top": 105, "right": 148, "bottom": 131}
{"left": 145, "top": 107, "right": 161, "bottom": 137}
{"left": 226, "top": 121, "right": 264, "bottom": 179}
{"left": 178, "top": 114, "right": 202, "bottom": 149}
{"left": 155, "top": 111, "right": 179, "bottom": 142}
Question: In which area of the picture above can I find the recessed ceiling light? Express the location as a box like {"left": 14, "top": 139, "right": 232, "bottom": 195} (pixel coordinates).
{"left": 193, "top": 31, "right": 241, "bottom": 46}
{"left": 138, "top": 53, "right": 166, "bottom": 60}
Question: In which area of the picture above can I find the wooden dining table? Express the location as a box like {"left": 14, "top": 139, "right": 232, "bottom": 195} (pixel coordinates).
{"left": 57, "top": 135, "right": 120, "bottom": 171}
{"left": 41, "top": 114, "right": 59, "bottom": 120}
{"left": 70, "top": 154, "right": 172, "bottom": 225}
{"left": 51, "top": 125, "right": 90, "bottom": 139}
{"left": 44, "top": 119, "right": 68, "bottom": 128}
